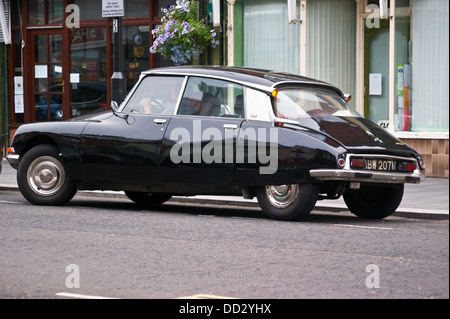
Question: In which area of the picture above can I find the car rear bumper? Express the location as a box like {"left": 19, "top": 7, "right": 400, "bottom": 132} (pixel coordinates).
{"left": 309, "top": 169, "right": 424, "bottom": 184}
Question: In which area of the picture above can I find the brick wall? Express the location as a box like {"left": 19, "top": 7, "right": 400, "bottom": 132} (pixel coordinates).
{"left": 401, "top": 138, "right": 449, "bottom": 178}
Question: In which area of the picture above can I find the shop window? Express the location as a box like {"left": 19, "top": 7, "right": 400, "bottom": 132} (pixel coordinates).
{"left": 123, "top": 25, "right": 150, "bottom": 88}
{"left": 70, "top": 27, "right": 108, "bottom": 118}
{"left": 12, "top": 30, "right": 24, "bottom": 124}
{"left": 73, "top": 0, "right": 103, "bottom": 20}
{"left": 28, "top": 0, "right": 45, "bottom": 25}
{"left": 11, "top": 0, "right": 22, "bottom": 26}
{"left": 243, "top": 0, "right": 301, "bottom": 75}
{"left": 28, "top": 0, "right": 64, "bottom": 25}
{"left": 410, "top": 0, "right": 449, "bottom": 132}
{"left": 124, "top": 0, "right": 149, "bottom": 18}
{"left": 49, "top": 0, "right": 65, "bottom": 24}
{"left": 394, "top": 16, "right": 411, "bottom": 131}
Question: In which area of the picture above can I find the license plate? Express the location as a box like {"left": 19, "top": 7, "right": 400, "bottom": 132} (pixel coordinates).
{"left": 364, "top": 159, "right": 397, "bottom": 171}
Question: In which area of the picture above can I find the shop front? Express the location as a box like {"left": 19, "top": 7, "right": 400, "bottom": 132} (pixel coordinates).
{"left": 6, "top": 0, "right": 221, "bottom": 148}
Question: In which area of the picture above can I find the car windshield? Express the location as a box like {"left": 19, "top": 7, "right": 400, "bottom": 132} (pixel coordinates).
{"left": 273, "top": 88, "right": 361, "bottom": 119}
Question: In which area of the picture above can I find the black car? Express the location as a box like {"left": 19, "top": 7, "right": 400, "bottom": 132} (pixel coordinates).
{"left": 7, "top": 66, "right": 425, "bottom": 221}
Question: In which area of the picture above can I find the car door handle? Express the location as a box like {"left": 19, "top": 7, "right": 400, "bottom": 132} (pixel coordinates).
{"left": 154, "top": 119, "right": 167, "bottom": 125}
{"left": 223, "top": 124, "right": 238, "bottom": 131}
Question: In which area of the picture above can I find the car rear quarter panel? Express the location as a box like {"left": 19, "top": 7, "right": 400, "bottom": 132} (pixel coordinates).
{"left": 235, "top": 121, "right": 346, "bottom": 186}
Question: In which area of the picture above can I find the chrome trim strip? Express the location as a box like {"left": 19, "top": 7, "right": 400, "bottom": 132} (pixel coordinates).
{"left": 6, "top": 154, "right": 20, "bottom": 165}
{"left": 309, "top": 169, "right": 424, "bottom": 184}
{"left": 172, "top": 76, "right": 189, "bottom": 115}
{"left": 310, "top": 153, "right": 424, "bottom": 184}
{"left": 143, "top": 70, "right": 273, "bottom": 94}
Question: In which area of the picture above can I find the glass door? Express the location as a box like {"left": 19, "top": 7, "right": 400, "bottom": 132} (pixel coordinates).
{"left": 364, "top": 18, "right": 390, "bottom": 125}
{"left": 363, "top": 0, "right": 412, "bottom": 132}
{"left": 30, "top": 29, "right": 66, "bottom": 122}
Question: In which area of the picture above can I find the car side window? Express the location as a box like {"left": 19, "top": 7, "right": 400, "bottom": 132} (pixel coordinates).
{"left": 122, "top": 76, "right": 184, "bottom": 115}
{"left": 177, "top": 77, "right": 244, "bottom": 118}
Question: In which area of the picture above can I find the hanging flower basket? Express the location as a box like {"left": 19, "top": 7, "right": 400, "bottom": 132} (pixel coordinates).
{"left": 150, "top": 0, "right": 219, "bottom": 65}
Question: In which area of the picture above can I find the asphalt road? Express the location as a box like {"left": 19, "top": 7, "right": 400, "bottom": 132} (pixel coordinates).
{"left": 0, "top": 190, "right": 448, "bottom": 300}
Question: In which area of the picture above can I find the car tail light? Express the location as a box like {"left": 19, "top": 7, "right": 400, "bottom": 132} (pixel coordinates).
{"left": 350, "top": 158, "right": 364, "bottom": 169}
{"left": 417, "top": 156, "right": 425, "bottom": 169}
{"left": 337, "top": 157, "right": 346, "bottom": 168}
{"left": 398, "top": 161, "right": 417, "bottom": 172}
{"left": 7, "top": 147, "right": 14, "bottom": 154}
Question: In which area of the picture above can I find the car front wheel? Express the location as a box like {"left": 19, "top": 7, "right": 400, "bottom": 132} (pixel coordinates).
{"left": 343, "top": 184, "right": 404, "bottom": 219}
{"left": 17, "top": 144, "right": 77, "bottom": 205}
{"left": 256, "top": 183, "right": 319, "bottom": 221}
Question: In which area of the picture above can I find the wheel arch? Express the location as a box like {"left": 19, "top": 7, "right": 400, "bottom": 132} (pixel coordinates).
{"left": 19, "top": 134, "right": 61, "bottom": 158}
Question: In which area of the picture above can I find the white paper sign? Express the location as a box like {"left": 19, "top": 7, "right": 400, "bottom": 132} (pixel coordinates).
{"left": 14, "top": 76, "right": 24, "bottom": 95}
{"left": 70, "top": 73, "right": 80, "bottom": 83}
{"left": 14, "top": 95, "right": 24, "bottom": 113}
{"left": 369, "top": 73, "right": 382, "bottom": 95}
{"left": 35, "top": 65, "right": 48, "bottom": 79}
{"left": 102, "top": 0, "right": 124, "bottom": 17}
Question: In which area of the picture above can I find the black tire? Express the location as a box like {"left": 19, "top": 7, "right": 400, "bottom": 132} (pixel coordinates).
{"left": 125, "top": 191, "right": 172, "bottom": 206}
{"left": 256, "top": 183, "right": 319, "bottom": 221}
{"left": 17, "top": 144, "right": 77, "bottom": 205}
{"left": 343, "top": 184, "right": 404, "bottom": 219}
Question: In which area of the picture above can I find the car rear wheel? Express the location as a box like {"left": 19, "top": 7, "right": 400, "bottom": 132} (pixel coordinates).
{"left": 17, "top": 144, "right": 77, "bottom": 205}
{"left": 256, "top": 183, "right": 319, "bottom": 221}
{"left": 343, "top": 184, "right": 404, "bottom": 219}
{"left": 125, "top": 191, "right": 172, "bottom": 206}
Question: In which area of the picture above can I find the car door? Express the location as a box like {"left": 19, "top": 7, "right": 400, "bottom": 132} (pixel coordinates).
{"left": 161, "top": 76, "right": 245, "bottom": 194}
{"left": 79, "top": 75, "right": 185, "bottom": 191}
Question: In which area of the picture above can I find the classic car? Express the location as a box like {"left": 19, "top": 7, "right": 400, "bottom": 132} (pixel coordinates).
{"left": 7, "top": 66, "right": 425, "bottom": 221}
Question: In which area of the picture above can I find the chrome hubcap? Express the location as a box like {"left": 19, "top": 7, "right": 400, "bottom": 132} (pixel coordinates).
{"left": 27, "top": 156, "right": 65, "bottom": 196}
{"left": 265, "top": 184, "right": 299, "bottom": 208}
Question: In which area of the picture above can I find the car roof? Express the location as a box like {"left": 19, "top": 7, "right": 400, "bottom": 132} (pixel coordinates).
{"left": 142, "top": 66, "right": 343, "bottom": 94}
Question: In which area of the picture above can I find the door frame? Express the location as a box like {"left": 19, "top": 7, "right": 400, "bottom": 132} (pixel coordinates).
{"left": 27, "top": 27, "right": 71, "bottom": 122}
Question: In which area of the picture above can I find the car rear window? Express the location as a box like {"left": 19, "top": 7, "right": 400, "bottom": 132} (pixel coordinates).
{"left": 273, "top": 88, "right": 361, "bottom": 119}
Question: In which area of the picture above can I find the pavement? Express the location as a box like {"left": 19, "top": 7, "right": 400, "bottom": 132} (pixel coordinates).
{"left": 1, "top": 159, "right": 448, "bottom": 219}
